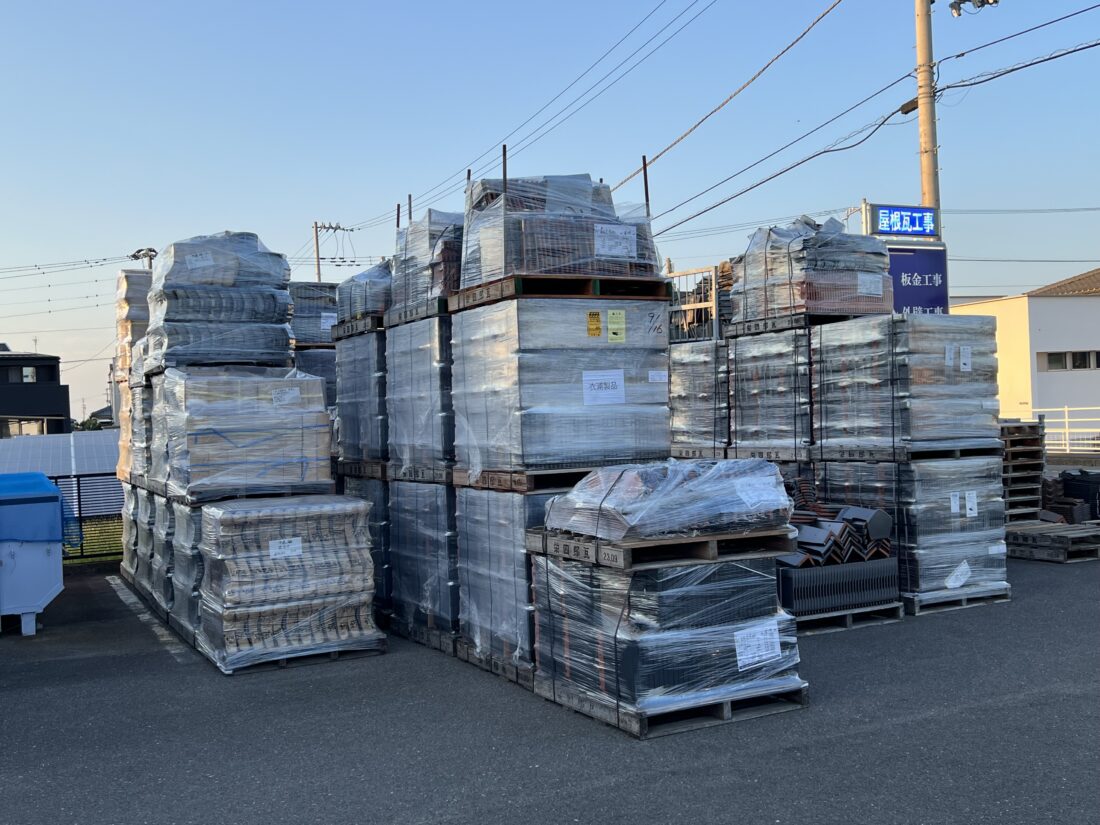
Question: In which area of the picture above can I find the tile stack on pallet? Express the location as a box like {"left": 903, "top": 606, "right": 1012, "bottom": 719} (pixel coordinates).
{"left": 334, "top": 260, "right": 393, "bottom": 620}
{"left": 527, "top": 459, "right": 808, "bottom": 738}
{"left": 384, "top": 210, "right": 463, "bottom": 650}
{"left": 449, "top": 173, "right": 670, "bottom": 682}
{"left": 669, "top": 340, "right": 728, "bottom": 459}
{"left": 118, "top": 232, "right": 384, "bottom": 672}
{"left": 1000, "top": 419, "right": 1045, "bottom": 522}
{"left": 289, "top": 281, "right": 339, "bottom": 409}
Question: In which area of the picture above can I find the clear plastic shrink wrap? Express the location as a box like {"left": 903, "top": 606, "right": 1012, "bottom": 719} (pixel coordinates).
{"left": 813, "top": 314, "right": 1001, "bottom": 449}
{"left": 120, "top": 482, "right": 139, "bottom": 578}
{"left": 145, "top": 231, "right": 292, "bottom": 371}
{"left": 461, "top": 174, "right": 661, "bottom": 288}
{"left": 129, "top": 385, "right": 153, "bottom": 479}
{"left": 170, "top": 501, "right": 205, "bottom": 634}
{"left": 160, "top": 367, "right": 333, "bottom": 504}
{"left": 342, "top": 477, "right": 391, "bottom": 614}
{"left": 289, "top": 281, "right": 338, "bottom": 344}
{"left": 335, "top": 331, "right": 387, "bottom": 462}
{"left": 532, "top": 556, "right": 804, "bottom": 716}
{"left": 337, "top": 260, "right": 392, "bottom": 321}
{"left": 730, "top": 216, "right": 892, "bottom": 321}
{"left": 149, "top": 375, "right": 170, "bottom": 485}
{"left": 116, "top": 388, "right": 133, "bottom": 480}
{"left": 150, "top": 495, "right": 175, "bottom": 611}
{"left": 128, "top": 337, "right": 148, "bottom": 387}
{"left": 388, "top": 481, "right": 458, "bottom": 633}
{"left": 133, "top": 488, "right": 156, "bottom": 596}
{"left": 115, "top": 269, "right": 152, "bottom": 381}
{"left": 386, "top": 317, "right": 453, "bottom": 471}
{"left": 817, "top": 457, "right": 1007, "bottom": 597}
{"left": 195, "top": 495, "right": 383, "bottom": 673}
{"left": 392, "top": 210, "right": 463, "bottom": 310}
{"left": 669, "top": 341, "right": 727, "bottom": 450}
{"left": 451, "top": 299, "right": 670, "bottom": 475}
{"left": 544, "top": 458, "right": 791, "bottom": 541}
{"left": 294, "top": 349, "right": 337, "bottom": 407}
{"left": 728, "top": 330, "right": 812, "bottom": 451}
{"left": 457, "top": 489, "right": 556, "bottom": 664}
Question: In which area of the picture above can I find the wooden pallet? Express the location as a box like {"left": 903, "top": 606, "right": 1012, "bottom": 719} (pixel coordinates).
{"left": 128, "top": 474, "right": 167, "bottom": 497}
{"left": 793, "top": 602, "right": 903, "bottom": 635}
{"left": 526, "top": 526, "right": 795, "bottom": 570}
{"left": 387, "top": 463, "right": 453, "bottom": 484}
{"left": 534, "top": 678, "right": 809, "bottom": 739}
{"left": 332, "top": 315, "right": 384, "bottom": 340}
{"left": 291, "top": 341, "right": 336, "bottom": 351}
{"left": 218, "top": 642, "right": 387, "bottom": 676}
{"left": 727, "top": 445, "right": 812, "bottom": 463}
{"left": 447, "top": 273, "right": 671, "bottom": 313}
{"left": 167, "top": 485, "right": 336, "bottom": 506}
{"left": 1005, "top": 521, "right": 1100, "bottom": 563}
{"left": 902, "top": 586, "right": 1011, "bottom": 616}
{"left": 388, "top": 619, "right": 458, "bottom": 655}
{"left": 815, "top": 442, "right": 1004, "bottom": 462}
{"left": 383, "top": 297, "right": 448, "bottom": 328}
{"left": 452, "top": 465, "right": 596, "bottom": 493}
{"left": 724, "top": 312, "right": 862, "bottom": 339}
{"left": 337, "top": 459, "right": 388, "bottom": 481}
{"left": 454, "top": 639, "right": 534, "bottom": 690}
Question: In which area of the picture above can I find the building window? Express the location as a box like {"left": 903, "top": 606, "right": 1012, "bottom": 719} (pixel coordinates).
{"left": 21, "top": 366, "right": 36, "bottom": 383}
{"left": 1045, "top": 352, "right": 1067, "bottom": 370}
{"left": 1071, "top": 351, "right": 1091, "bottom": 370}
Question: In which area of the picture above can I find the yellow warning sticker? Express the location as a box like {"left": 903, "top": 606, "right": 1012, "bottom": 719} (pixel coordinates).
{"left": 587, "top": 310, "right": 602, "bottom": 337}
{"left": 608, "top": 309, "right": 626, "bottom": 343}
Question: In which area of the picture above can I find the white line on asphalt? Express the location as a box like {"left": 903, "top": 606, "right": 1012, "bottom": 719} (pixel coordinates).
{"left": 105, "top": 575, "right": 193, "bottom": 663}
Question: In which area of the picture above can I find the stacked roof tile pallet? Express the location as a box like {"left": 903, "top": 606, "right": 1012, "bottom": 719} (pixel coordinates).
{"left": 334, "top": 260, "right": 393, "bottom": 619}
{"left": 118, "top": 232, "right": 384, "bottom": 672}
{"left": 527, "top": 460, "right": 808, "bottom": 738}
{"left": 449, "top": 173, "right": 671, "bottom": 685}
{"left": 290, "top": 280, "right": 339, "bottom": 410}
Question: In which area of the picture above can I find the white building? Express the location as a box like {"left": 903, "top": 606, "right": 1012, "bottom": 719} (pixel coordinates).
{"left": 953, "top": 269, "right": 1100, "bottom": 448}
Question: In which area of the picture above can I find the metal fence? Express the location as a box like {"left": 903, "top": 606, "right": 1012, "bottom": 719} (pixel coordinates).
{"left": 1033, "top": 406, "right": 1100, "bottom": 454}
{"left": 49, "top": 472, "right": 124, "bottom": 562}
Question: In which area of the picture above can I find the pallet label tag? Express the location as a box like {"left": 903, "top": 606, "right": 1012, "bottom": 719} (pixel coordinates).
{"left": 272, "top": 386, "right": 302, "bottom": 407}
{"left": 945, "top": 345, "right": 955, "bottom": 368}
{"left": 945, "top": 560, "right": 971, "bottom": 589}
{"left": 959, "top": 345, "right": 973, "bottom": 372}
{"left": 582, "top": 369, "right": 625, "bottom": 405}
{"left": 607, "top": 309, "right": 626, "bottom": 343}
{"left": 586, "top": 311, "right": 602, "bottom": 337}
{"left": 965, "top": 490, "right": 978, "bottom": 517}
{"left": 594, "top": 223, "right": 636, "bottom": 258}
{"left": 269, "top": 537, "right": 303, "bottom": 559}
{"left": 734, "top": 619, "right": 781, "bottom": 671}
{"left": 648, "top": 369, "right": 668, "bottom": 383}
{"left": 185, "top": 250, "right": 214, "bottom": 270}
{"left": 950, "top": 492, "right": 960, "bottom": 514}
{"left": 857, "top": 272, "right": 883, "bottom": 297}
{"left": 988, "top": 542, "right": 1006, "bottom": 555}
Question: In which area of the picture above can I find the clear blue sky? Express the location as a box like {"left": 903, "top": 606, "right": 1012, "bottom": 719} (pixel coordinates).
{"left": 1, "top": 0, "right": 1097, "bottom": 411}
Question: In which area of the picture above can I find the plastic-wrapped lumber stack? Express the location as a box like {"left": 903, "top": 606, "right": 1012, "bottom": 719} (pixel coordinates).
{"left": 532, "top": 459, "right": 807, "bottom": 738}
{"left": 449, "top": 173, "right": 671, "bottom": 680}
{"left": 115, "top": 269, "right": 152, "bottom": 481}
{"left": 814, "top": 313, "right": 1009, "bottom": 614}
{"left": 195, "top": 496, "right": 385, "bottom": 674}
{"left": 729, "top": 216, "right": 893, "bottom": 323}
{"left": 669, "top": 340, "right": 727, "bottom": 459}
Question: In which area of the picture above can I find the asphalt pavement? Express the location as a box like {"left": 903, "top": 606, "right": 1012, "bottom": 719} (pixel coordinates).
{"left": 2, "top": 559, "right": 1098, "bottom": 825}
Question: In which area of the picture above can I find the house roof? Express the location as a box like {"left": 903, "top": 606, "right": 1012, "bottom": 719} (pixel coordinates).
{"left": 1028, "top": 268, "right": 1100, "bottom": 297}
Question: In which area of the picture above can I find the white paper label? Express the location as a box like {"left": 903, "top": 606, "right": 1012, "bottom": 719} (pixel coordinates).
{"left": 857, "top": 272, "right": 883, "bottom": 297}
{"left": 269, "top": 537, "right": 302, "bottom": 558}
{"left": 185, "top": 251, "right": 214, "bottom": 270}
{"left": 320, "top": 312, "right": 337, "bottom": 331}
{"left": 945, "top": 345, "right": 955, "bottom": 367}
{"left": 945, "top": 560, "right": 971, "bottom": 589}
{"left": 988, "top": 543, "right": 1007, "bottom": 556}
{"left": 594, "top": 223, "right": 637, "bottom": 259}
{"left": 735, "top": 478, "right": 779, "bottom": 510}
{"left": 734, "top": 619, "right": 782, "bottom": 671}
{"left": 582, "top": 369, "right": 626, "bottom": 406}
{"left": 271, "top": 386, "right": 302, "bottom": 407}
{"left": 648, "top": 370, "right": 668, "bottom": 383}
{"left": 950, "top": 492, "right": 960, "bottom": 514}
{"left": 965, "top": 490, "right": 978, "bottom": 517}
{"left": 959, "top": 345, "right": 973, "bottom": 372}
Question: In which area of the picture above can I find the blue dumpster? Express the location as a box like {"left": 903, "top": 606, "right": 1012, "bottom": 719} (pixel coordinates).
{"left": 0, "top": 472, "right": 65, "bottom": 636}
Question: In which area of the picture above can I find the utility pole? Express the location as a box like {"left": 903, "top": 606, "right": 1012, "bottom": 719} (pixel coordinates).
{"left": 129, "top": 247, "right": 157, "bottom": 271}
{"left": 313, "top": 221, "right": 321, "bottom": 282}
{"left": 914, "top": 0, "right": 940, "bottom": 211}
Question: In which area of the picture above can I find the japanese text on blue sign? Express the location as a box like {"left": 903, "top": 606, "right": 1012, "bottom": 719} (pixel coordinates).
{"left": 871, "top": 205, "right": 939, "bottom": 238}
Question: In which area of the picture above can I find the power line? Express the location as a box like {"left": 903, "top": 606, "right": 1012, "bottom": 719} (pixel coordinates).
{"left": 0, "top": 258, "right": 130, "bottom": 281}
{"left": 613, "top": 0, "right": 847, "bottom": 191}
{"left": 2, "top": 326, "right": 114, "bottom": 335}
{"left": 939, "top": 39, "right": 1100, "bottom": 93}
{"left": 936, "top": 4, "right": 1100, "bottom": 66}
{"left": 950, "top": 257, "right": 1100, "bottom": 263}
{"left": 0, "top": 255, "right": 129, "bottom": 274}
{"left": 943, "top": 207, "right": 1100, "bottom": 214}
{"left": 0, "top": 302, "right": 111, "bottom": 321}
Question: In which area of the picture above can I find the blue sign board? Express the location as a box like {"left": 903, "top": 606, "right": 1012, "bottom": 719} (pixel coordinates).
{"left": 870, "top": 204, "right": 939, "bottom": 238}
{"left": 888, "top": 243, "right": 949, "bottom": 315}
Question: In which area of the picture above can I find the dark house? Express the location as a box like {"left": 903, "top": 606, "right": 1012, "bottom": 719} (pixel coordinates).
{"left": 0, "top": 343, "right": 72, "bottom": 436}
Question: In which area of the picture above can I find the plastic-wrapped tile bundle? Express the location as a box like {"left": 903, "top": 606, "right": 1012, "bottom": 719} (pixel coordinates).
{"left": 461, "top": 174, "right": 660, "bottom": 288}
{"left": 730, "top": 217, "right": 893, "bottom": 321}
{"left": 289, "top": 281, "right": 338, "bottom": 344}
{"left": 386, "top": 317, "right": 453, "bottom": 471}
{"left": 451, "top": 299, "right": 670, "bottom": 475}
{"left": 335, "top": 331, "right": 387, "bottom": 462}
{"left": 392, "top": 210, "right": 463, "bottom": 310}
{"left": 129, "top": 337, "right": 148, "bottom": 387}
{"left": 115, "top": 269, "right": 151, "bottom": 382}
{"left": 195, "top": 495, "right": 384, "bottom": 673}
{"left": 149, "top": 375, "right": 170, "bottom": 486}
{"left": 116, "top": 388, "right": 133, "bottom": 480}
{"left": 728, "top": 329, "right": 811, "bottom": 453}
{"left": 161, "top": 367, "right": 333, "bottom": 504}
{"left": 133, "top": 489, "right": 157, "bottom": 596}
{"left": 532, "top": 555, "right": 804, "bottom": 721}
{"left": 545, "top": 458, "right": 791, "bottom": 541}
{"left": 669, "top": 341, "right": 727, "bottom": 452}
{"left": 145, "top": 231, "right": 292, "bottom": 372}
{"left": 813, "top": 314, "right": 1001, "bottom": 450}
{"left": 129, "top": 385, "right": 153, "bottom": 479}
{"left": 337, "top": 261, "right": 392, "bottom": 322}
{"left": 150, "top": 496, "right": 175, "bottom": 611}
{"left": 120, "top": 482, "right": 139, "bottom": 578}
{"left": 456, "top": 489, "right": 556, "bottom": 665}
{"left": 388, "top": 481, "right": 458, "bottom": 634}
{"left": 294, "top": 349, "right": 337, "bottom": 407}
{"left": 817, "top": 458, "right": 1008, "bottom": 599}
{"left": 169, "top": 502, "right": 204, "bottom": 634}
{"left": 342, "top": 477, "right": 391, "bottom": 615}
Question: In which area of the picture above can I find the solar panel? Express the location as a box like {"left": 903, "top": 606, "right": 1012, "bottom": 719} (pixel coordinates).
{"left": 0, "top": 429, "right": 120, "bottom": 476}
